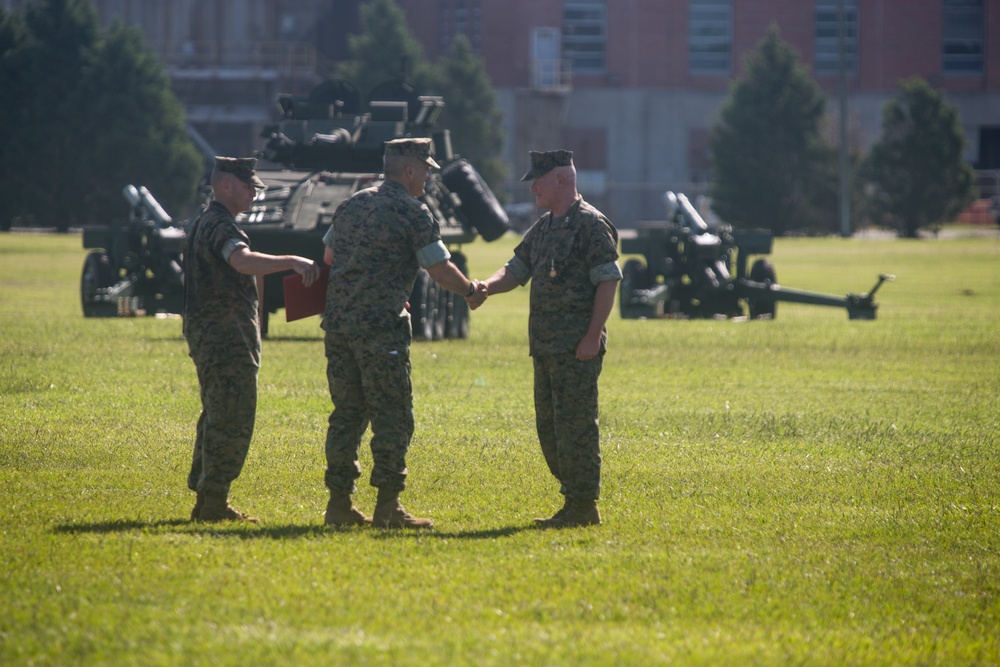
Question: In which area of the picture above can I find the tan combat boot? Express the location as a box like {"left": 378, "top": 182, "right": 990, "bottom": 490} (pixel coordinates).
{"left": 372, "top": 488, "right": 434, "bottom": 529}
{"left": 533, "top": 496, "right": 570, "bottom": 527}
{"left": 324, "top": 489, "right": 371, "bottom": 527}
{"left": 197, "top": 494, "right": 259, "bottom": 523}
{"left": 536, "top": 497, "right": 601, "bottom": 529}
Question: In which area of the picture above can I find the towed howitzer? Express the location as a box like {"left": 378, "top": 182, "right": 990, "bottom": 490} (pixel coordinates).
{"left": 619, "top": 191, "right": 893, "bottom": 320}
{"left": 80, "top": 185, "right": 185, "bottom": 317}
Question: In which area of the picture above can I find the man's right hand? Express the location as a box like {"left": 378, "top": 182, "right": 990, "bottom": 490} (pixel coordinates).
{"left": 466, "top": 281, "right": 488, "bottom": 310}
{"left": 293, "top": 258, "right": 320, "bottom": 287}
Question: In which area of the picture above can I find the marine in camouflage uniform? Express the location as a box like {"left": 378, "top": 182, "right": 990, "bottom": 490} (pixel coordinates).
{"left": 479, "top": 150, "right": 621, "bottom": 527}
{"left": 184, "top": 156, "right": 318, "bottom": 522}
{"left": 321, "top": 138, "right": 479, "bottom": 529}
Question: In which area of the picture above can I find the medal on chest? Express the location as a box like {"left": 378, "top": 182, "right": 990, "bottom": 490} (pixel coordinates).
{"left": 549, "top": 259, "right": 557, "bottom": 278}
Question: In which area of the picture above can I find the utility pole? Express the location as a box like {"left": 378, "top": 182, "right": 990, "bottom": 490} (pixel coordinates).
{"left": 837, "top": 0, "right": 851, "bottom": 237}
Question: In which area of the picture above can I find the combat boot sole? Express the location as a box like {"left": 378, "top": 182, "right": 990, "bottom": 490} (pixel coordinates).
{"left": 372, "top": 501, "right": 434, "bottom": 529}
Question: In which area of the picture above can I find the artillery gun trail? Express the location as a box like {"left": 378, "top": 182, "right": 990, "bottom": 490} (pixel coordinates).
{"left": 619, "top": 191, "right": 893, "bottom": 321}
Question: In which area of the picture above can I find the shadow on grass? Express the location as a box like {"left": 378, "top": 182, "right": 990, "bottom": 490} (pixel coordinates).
{"left": 53, "top": 519, "right": 530, "bottom": 540}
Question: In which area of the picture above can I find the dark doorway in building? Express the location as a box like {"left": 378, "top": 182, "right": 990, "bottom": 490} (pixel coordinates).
{"left": 977, "top": 126, "right": 1000, "bottom": 169}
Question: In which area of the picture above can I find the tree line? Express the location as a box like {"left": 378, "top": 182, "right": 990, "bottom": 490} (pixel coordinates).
{"left": 710, "top": 27, "right": 977, "bottom": 238}
{"left": 0, "top": 1, "right": 978, "bottom": 238}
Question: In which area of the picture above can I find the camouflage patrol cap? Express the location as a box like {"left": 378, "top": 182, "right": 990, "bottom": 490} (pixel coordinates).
{"left": 213, "top": 156, "right": 266, "bottom": 189}
{"left": 384, "top": 138, "right": 440, "bottom": 169}
{"left": 520, "top": 149, "right": 574, "bottom": 182}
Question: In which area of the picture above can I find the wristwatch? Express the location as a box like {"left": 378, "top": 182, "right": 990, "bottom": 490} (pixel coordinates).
{"left": 467, "top": 280, "right": 477, "bottom": 296}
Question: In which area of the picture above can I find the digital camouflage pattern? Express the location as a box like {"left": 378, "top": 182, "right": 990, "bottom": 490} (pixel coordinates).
{"left": 509, "top": 197, "right": 621, "bottom": 356}
{"left": 520, "top": 149, "right": 575, "bottom": 182}
{"left": 322, "top": 178, "right": 445, "bottom": 493}
{"left": 187, "top": 362, "right": 257, "bottom": 497}
{"left": 183, "top": 200, "right": 261, "bottom": 496}
{"left": 507, "top": 196, "right": 621, "bottom": 501}
{"left": 213, "top": 155, "right": 266, "bottom": 188}
{"left": 533, "top": 352, "right": 603, "bottom": 500}
{"left": 324, "top": 327, "right": 413, "bottom": 493}
{"left": 384, "top": 137, "right": 440, "bottom": 169}
{"left": 322, "top": 179, "right": 443, "bottom": 335}
{"left": 183, "top": 200, "right": 261, "bottom": 367}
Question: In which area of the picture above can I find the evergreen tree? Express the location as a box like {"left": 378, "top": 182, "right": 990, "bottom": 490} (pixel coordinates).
{"left": 0, "top": 0, "right": 200, "bottom": 232}
{"left": 709, "top": 27, "right": 831, "bottom": 235}
{"left": 858, "top": 77, "right": 977, "bottom": 237}
{"left": 430, "top": 35, "right": 507, "bottom": 193}
{"left": 334, "top": 0, "right": 432, "bottom": 99}
{"left": 335, "top": 1, "right": 507, "bottom": 195}
{"left": 76, "top": 21, "right": 202, "bottom": 225}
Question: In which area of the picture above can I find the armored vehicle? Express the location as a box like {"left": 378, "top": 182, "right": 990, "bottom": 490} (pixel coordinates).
{"left": 619, "top": 191, "right": 892, "bottom": 320}
{"left": 80, "top": 79, "right": 509, "bottom": 339}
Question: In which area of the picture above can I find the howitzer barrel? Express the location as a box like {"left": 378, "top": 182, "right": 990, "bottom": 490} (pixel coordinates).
{"left": 122, "top": 184, "right": 172, "bottom": 226}
{"left": 665, "top": 191, "right": 710, "bottom": 233}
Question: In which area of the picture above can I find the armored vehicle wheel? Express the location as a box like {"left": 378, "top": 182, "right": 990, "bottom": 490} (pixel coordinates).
{"left": 447, "top": 292, "right": 470, "bottom": 339}
{"left": 441, "top": 159, "right": 509, "bottom": 241}
{"left": 432, "top": 284, "right": 448, "bottom": 341}
{"left": 81, "top": 251, "right": 117, "bottom": 317}
{"left": 410, "top": 270, "right": 436, "bottom": 341}
{"left": 748, "top": 258, "right": 777, "bottom": 319}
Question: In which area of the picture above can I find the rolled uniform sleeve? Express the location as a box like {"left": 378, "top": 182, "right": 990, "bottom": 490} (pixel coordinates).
{"left": 590, "top": 260, "right": 622, "bottom": 285}
{"left": 221, "top": 239, "right": 248, "bottom": 262}
{"left": 506, "top": 255, "right": 532, "bottom": 286}
{"left": 416, "top": 240, "right": 451, "bottom": 268}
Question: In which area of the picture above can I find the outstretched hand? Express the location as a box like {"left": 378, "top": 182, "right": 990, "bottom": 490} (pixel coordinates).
{"left": 295, "top": 258, "right": 321, "bottom": 287}
{"left": 466, "top": 281, "right": 488, "bottom": 310}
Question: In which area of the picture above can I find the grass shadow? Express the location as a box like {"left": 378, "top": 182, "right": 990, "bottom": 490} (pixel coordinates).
{"left": 53, "top": 519, "right": 531, "bottom": 540}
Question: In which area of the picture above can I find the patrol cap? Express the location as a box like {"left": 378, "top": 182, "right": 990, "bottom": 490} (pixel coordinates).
{"left": 384, "top": 137, "right": 440, "bottom": 169}
{"left": 520, "top": 149, "right": 574, "bottom": 182}
{"left": 214, "top": 156, "right": 266, "bottom": 189}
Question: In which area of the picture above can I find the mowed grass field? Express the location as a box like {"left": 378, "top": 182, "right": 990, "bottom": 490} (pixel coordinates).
{"left": 1, "top": 229, "right": 998, "bottom": 666}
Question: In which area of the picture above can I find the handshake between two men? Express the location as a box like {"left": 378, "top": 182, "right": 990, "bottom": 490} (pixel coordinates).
{"left": 464, "top": 279, "right": 489, "bottom": 310}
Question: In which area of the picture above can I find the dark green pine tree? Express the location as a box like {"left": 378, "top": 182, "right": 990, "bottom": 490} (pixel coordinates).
{"left": 430, "top": 35, "right": 507, "bottom": 195}
{"left": 709, "top": 26, "right": 831, "bottom": 235}
{"left": 0, "top": 0, "right": 101, "bottom": 230}
{"left": 859, "top": 77, "right": 977, "bottom": 237}
{"left": 77, "top": 21, "right": 202, "bottom": 225}
{"left": 0, "top": 0, "right": 201, "bottom": 231}
{"left": 0, "top": 7, "right": 33, "bottom": 229}
{"left": 334, "top": 0, "right": 432, "bottom": 100}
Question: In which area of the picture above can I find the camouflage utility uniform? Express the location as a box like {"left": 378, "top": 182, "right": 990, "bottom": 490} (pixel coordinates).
{"left": 505, "top": 197, "right": 621, "bottom": 501}
{"left": 183, "top": 200, "right": 261, "bottom": 498}
{"left": 322, "top": 178, "right": 450, "bottom": 494}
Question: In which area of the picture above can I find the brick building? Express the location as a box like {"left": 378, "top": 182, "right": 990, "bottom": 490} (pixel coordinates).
{"left": 396, "top": 0, "right": 1000, "bottom": 222}
{"left": 3, "top": 0, "right": 997, "bottom": 224}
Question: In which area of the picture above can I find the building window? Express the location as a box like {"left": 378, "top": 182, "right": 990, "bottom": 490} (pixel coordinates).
{"left": 815, "top": 0, "right": 857, "bottom": 75}
{"left": 563, "top": 0, "right": 606, "bottom": 74}
{"left": 442, "top": 0, "right": 481, "bottom": 54}
{"left": 943, "top": 0, "right": 983, "bottom": 74}
{"left": 441, "top": 0, "right": 482, "bottom": 54}
{"left": 689, "top": 0, "right": 731, "bottom": 75}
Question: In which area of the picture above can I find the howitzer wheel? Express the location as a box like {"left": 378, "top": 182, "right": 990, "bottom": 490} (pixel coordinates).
{"left": 748, "top": 258, "right": 777, "bottom": 319}
{"left": 81, "top": 251, "right": 117, "bottom": 317}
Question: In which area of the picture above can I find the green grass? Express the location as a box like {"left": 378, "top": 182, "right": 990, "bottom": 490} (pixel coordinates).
{"left": 1, "top": 230, "right": 998, "bottom": 666}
